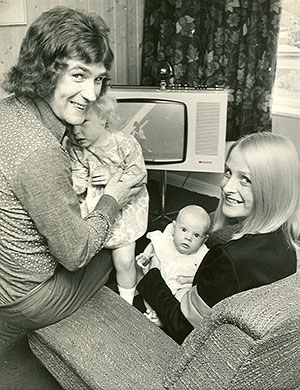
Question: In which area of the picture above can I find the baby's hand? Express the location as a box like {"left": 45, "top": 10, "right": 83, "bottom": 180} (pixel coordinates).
{"left": 91, "top": 168, "right": 112, "bottom": 186}
{"left": 136, "top": 253, "right": 151, "bottom": 269}
{"left": 176, "top": 275, "right": 194, "bottom": 285}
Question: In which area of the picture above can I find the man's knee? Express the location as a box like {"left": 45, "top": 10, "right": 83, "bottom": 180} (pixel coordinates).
{"left": 90, "top": 249, "right": 113, "bottom": 274}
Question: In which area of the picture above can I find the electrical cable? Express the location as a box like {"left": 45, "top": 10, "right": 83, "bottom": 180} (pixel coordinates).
{"left": 181, "top": 172, "right": 190, "bottom": 188}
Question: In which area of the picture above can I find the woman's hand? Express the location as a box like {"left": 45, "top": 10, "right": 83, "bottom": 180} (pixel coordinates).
{"left": 104, "top": 168, "right": 146, "bottom": 209}
{"left": 144, "top": 309, "right": 163, "bottom": 327}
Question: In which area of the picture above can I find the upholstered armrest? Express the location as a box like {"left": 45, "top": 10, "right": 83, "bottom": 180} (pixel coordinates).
{"left": 29, "top": 286, "right": 177, "bottom": 390}
{"left": 163, "top": 272, "right": 300, "bottom": 390}
{"left": 29, "top": 274, "right": 300, "bottom": 390}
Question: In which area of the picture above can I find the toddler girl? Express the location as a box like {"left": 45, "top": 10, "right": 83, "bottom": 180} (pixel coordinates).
{"left": 66, "top": 95, "right": 149, "bottom": 305}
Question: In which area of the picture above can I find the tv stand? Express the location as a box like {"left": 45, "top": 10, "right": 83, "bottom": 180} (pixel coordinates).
{"left": 150, "top": 170, "right": 179, "bottom": 224}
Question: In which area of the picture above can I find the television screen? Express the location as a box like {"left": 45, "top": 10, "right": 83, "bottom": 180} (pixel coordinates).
{"left": 111, "top": 99, "right": 187, "bottom": 164}
{"left": 109, "top": 86, "right": 228, "bottom": 172}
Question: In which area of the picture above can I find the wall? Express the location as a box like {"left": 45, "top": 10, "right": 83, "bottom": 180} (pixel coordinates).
{"left": 272, "top": 114, "right": 300, "bottom": 154}
{"left": 0, "top": 0, "right": 145, "bottom": 92}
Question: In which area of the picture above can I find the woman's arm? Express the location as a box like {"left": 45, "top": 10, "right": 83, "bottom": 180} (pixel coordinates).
{"left": 193, "top": 244, "right": 240, "bottom": 307}
{"left": 137, "top": 268, "right": 194, "bottom": 344}
{"left": 137, "top": 244, "right": 241, "bottom": 343}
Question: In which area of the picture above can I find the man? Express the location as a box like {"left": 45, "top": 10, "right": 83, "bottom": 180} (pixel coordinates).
{"left": 0, "top": 6, "right": 145, "bottom": 329}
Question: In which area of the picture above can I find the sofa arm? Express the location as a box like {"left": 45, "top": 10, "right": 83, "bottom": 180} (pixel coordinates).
{"left": 29, "top": 286, "right": 177, "bottom": 390}
{"left": 164, "top": 272, "right": 300, "bottom": 390}
{"left": 164, "top": 322, "right": 254, "bottom": 390}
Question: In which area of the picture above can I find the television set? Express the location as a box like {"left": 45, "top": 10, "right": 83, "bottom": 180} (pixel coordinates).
{"left": 108, "top": 86, "right": 228, "bottom": 173}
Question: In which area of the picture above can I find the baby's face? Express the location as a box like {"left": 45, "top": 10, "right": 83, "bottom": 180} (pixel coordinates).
{"left": 69, "top": 105, "right": 106, "bottom": 148}
{"left": 173, "top": 214, "right": 208, "bottom": 255}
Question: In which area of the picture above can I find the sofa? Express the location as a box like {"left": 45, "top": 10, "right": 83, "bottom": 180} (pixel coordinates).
{"left": 28, "top": 270, "right": 300, "bottom": 390}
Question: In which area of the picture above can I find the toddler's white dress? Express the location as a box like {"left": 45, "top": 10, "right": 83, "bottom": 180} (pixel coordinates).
{"left": 66, "top": 132, "right": 149, "bottom": 249}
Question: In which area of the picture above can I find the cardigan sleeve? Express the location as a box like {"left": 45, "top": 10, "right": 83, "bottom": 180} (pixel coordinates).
{"left": 136, "top": 268, "right": 194, "bottom": 344}
{"left": 12, "top": 146, "right": 118, "bottom": 271}
{"left": 137, "top": 245, "right": 241, "bottom": 343}
{"left": 193, "top": 244, "right": 241, "bottom": 307}
{"left": 66, "top": 143, "right": 89, "bottom": 196}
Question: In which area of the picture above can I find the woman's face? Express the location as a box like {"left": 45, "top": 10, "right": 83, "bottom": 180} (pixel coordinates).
{"left": 221, "top": 146, "right": 254, "bottom": 221}
{"left": 45, "top": 59, "right": 108, "bottom": 126}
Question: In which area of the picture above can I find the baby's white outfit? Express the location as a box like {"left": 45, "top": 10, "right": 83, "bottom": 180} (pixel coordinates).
{"left": 146, "top": 223, "right": 208, "bottom": 301}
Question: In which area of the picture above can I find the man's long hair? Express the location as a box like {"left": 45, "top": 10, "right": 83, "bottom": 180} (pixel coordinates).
{"left": 2, "top": 6, "right": 114, "bottom": 98}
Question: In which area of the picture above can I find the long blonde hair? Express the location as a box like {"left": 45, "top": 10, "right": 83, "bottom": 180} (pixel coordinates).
{"left": 213, "top": 131, "right": 300, "bottom": 250}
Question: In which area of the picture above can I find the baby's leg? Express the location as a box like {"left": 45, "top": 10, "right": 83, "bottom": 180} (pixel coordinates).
{"left": 112, "top": 243, "right": 136, "bottom": 305}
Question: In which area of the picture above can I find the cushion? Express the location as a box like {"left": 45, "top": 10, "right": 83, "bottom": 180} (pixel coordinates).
{"left": 164, "top": 272, "right": 300, "bottom": 389}
{"left": 29, "top": 286, "right": 177, "bottom": 390}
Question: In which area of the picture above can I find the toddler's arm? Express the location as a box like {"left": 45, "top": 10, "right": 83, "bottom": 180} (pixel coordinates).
{"left": 143, "top": 242, "right": 154, "bottom": 260}
{"left": 119, "top": 136, "right": 147, "bottom": 183}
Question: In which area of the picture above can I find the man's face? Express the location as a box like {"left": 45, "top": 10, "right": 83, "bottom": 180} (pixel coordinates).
{"left": 45, "top": 59, "right": 108, "bottom": 125}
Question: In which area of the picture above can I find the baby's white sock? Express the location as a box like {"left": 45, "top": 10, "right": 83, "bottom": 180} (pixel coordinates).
{"left": 118, "top": 285, "right": 136, "bottom": 305}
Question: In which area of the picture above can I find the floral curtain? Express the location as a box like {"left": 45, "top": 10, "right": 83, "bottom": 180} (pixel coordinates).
{"left": 141, "top": 0, "right": 281, "bottom": 140}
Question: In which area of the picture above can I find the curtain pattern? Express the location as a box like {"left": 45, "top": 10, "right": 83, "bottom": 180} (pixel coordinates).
{"left": 141, "top": 0, "right": 281, "bottom": 140}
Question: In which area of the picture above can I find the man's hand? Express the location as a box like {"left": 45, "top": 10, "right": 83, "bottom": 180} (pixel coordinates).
{"left": 91, "top": 168, "right": 111, "bottom": 186}
{"left": 104, "top": 168, "right": 146, "bottom": 209}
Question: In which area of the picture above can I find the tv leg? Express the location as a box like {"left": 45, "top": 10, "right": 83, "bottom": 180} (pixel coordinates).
{"left": 150, "top": 170, "right": 179, "bottom": 223}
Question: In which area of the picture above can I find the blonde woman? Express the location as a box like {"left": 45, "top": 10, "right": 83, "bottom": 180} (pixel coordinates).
{"left": 137, "top": 132, "right": 300, "bottom": 344}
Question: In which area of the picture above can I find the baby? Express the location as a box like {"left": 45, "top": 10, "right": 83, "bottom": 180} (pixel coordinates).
{"left": 66, "top": 95, "right": 149, "bottom": 305}
{"left": 136, "top": 205, "right": 210, "bottom": 323}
